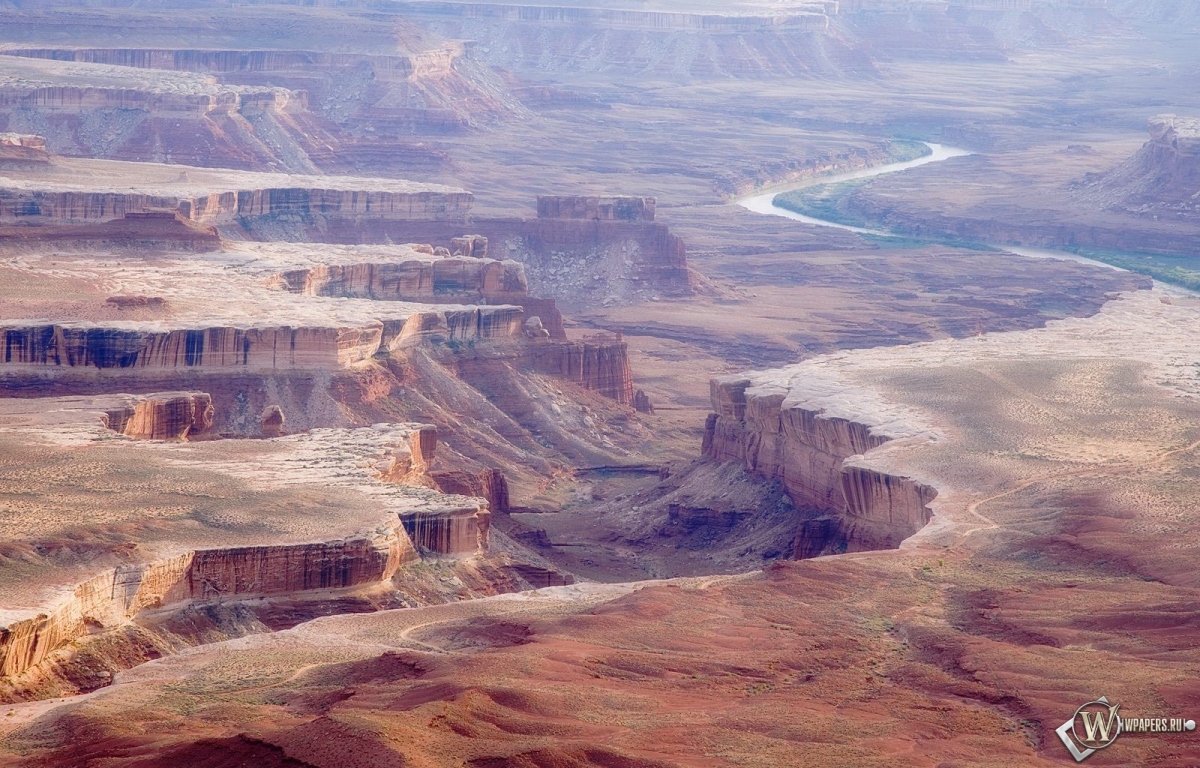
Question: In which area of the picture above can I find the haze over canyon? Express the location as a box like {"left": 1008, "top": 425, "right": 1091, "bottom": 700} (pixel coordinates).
{"left": 1, "top": 0, "right": 1200, "bottom": 766}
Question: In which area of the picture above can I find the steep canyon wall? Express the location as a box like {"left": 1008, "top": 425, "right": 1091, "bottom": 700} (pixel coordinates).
{"left": 0, "top": 526, "right": 415, "bottom": 679}
{"left": 703, "top": 376, "right": 936, "bottom": 557}
{"left": 0, "top": 309, "right": 525, "bottom": 373}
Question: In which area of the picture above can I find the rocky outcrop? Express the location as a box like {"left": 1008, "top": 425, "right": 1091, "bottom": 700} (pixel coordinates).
{"left": 0, "top": 415, "right": 500, "bottom": 684}
{"left": 633, "top": 389, "right": 654, "bottom": 414}
{"left": 0, "top": 526, "right": 415, "bottom": 678}
{"left": 104, "top": 392, "right": 214, "bottom": 440}
{"left": 1085, "top": 115, "right": 1200, "bottom": 207}
{"left": 0, "top": 211, "right": 222, "bottom": 250}
{"left": 0, "top": 82, "right": 295, "bottom": 117}
{"left": 401, "top": 505, "right": 491, "bottom": 556}
{"left": 270, "top": 255, "right": 567, "bottom": 339}
{"left": 260, "top": 404, "right": 286, "bottom": 437}
{"left": 525, "top": 337, "right": 636, "bottom": 405}
{"left": 451, "top": 234, "right": 489, "bottom": 258}
{"left": 0, "top": 133, "right": 49, "bottom": 166}
{"left": 0, "top": 160, "right": 474, "bottom": 226}
{"left": 0, "top": 42, "right": 511, "bottom": 134}
{"left": 703, "top": 376, "right": 937, "bottom": 556}
{"left": 0, "top": 309, "right": 525, "bottom": 373}
{"left": 0, "top": 187, "right": 474, "bottom": 225}
{"left": 431, "top": 468, "right": 510, "bottom": 515}
{"left": 537, "top": 195, "right": 656, "bottom": 222}
{"left": 327, "top": 214, "right": 693, "bottom": 304}
{"left": 272, "top": 256, "right": 529, "bottom": 305}
{"left": 376, "top": 425, "right": 493, "bottom": 556}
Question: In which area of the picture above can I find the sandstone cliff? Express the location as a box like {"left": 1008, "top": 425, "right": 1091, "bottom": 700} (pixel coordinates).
{"left": 250, "top": 211, "right": 694, "bottom": 307}
{"left": 0, "top": 211, "right": 222, "bottom": 250}
{"left": 104, "top": 391, "right": 214, "bottom": 440}
{"left": 390, "top": 3, "right": 835, "bottom": 79}
{"left": 0, "top": 412, "right": 497, "bottom": 683}
{"left": 0, "top": 41, "right": 512, "bottom": 134}
{"left": 1082, "top": 114, "right": 1200, "bottom": 210}
{"left": 524, "top": 337, "right": 636, "bottom": 405}
{"left": 0, "top": 528, "right": 415, "bottom": 678}
{"left": 703, "top": 375, "right": 937, "bottom": 556}
{"left": 270, "top": 255, "right": 566, "bottom": 340}
{"left": 273, "top": 257, "right": 528, "bottom": 304}
{"left": 0, "top": 308, "right": 525, "bottom": 373}
{"left": 0, "top": 133, "right": 50, "bottom": 166}
{"left": 0, "top": 157, "right": 474, "bottom": 226}
{"left": 536, "top": 195, "right": 656, "bottom": 222}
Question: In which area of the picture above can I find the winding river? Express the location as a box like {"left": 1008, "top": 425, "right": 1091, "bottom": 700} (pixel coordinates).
{"left": 738, "top": 142, "right": 1148, "bottom": 278}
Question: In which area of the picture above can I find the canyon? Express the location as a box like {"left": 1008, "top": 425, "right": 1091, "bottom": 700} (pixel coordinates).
{"left": 2, "top": 0, "right": 1200, "bottom": 766}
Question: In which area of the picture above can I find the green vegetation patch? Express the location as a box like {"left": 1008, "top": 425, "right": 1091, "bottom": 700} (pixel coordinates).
{"left": 886, "top": 139, "right": 934, "bottom": 163}
{"left": 1066, "top": 248, "right": 1200, "bottom": 291}
{"left": 773, "top": 179, "right": 874, "bottom": 228}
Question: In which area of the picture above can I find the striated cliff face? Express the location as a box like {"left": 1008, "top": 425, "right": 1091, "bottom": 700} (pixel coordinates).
{"left": 270, "top": 255, "right": 567, "bottom": 340}
{"left": 400, "top": 4, "right": 836, "bottom": 78}
{"left": 0, "top": 155, "right": 474, "bottom": 227}
{"left": 537, "top": 195, "right": 656, "bottom": 222}
{"left": 0, "top": 187, "right": 475, "bottom": 225}
{"left": 0, "top": 82, "right": 296, "bottom": 117}
{"left": 524, "top": 338, "right": 636, "bottom": 405}
{"left": 402, "top": 505, "right": 491, "bottom": 555}
{"left": 104, "top": 391, "right": 214, "bottom": 440}
{"left": 703, "top": 376, "right": 937, "bottom": 556}
{"left": 273, "top": 256, "right": 529, "bottom": 305}
{"left": 0, "top": 309, "right": 525, "bottom": 373}
{"left": 431, "top": 468, "right": 509, "bottom": 515}
{"left": 0, "top": 42, "right": 512, "bottom": 134}
{"left": 0, "top": 412, "right": 499, "bottom": 684}
{"left": 249, "top": 206, "right": 694, "bottom": 308}
{"left": 0, "top": 526, "right": 415, "bottom": 678}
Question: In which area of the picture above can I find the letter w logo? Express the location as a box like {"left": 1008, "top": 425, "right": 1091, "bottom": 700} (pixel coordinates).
{"left": 1081, "top": 705, "right": 1121, "bottom": 744}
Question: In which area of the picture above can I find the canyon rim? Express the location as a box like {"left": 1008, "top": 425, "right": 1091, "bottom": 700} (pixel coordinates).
{"left": 2, "top": 1, "right": 1200, "bottom": 767}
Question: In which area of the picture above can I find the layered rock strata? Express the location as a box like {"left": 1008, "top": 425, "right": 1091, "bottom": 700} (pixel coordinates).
{"left": 0, "top": 211, "right": 222, "bottom": 250}
{"left": 536, "top": 195, "right": 656, "bottom": 222}
{"left": 398, "top": 3, "right": 842, "bottom": 79}
{"left": 703, "top": 374, "right": 937, "bottom": 556}
{"left": 431, "top": 468, "right": 510, "bottom": 515}
{"left": 0, "top": 156, "right": 472, "bottom": 225}
{"left": 0, "top": 314, "right": 515, "bottom": 372}
{"left": 0, "top": 54, "right": 332, "bottom": 171}
{"left": 0, "top": 133, "right": 49, "bottom": 166}
{"left": 525, "top": 337, "right": 636, "bottom": 405}
{"left": 270, "top": 254, "right": 566, "bottom": 339}
{"left": 0, "top": 409, "right": 492, "bottom": 683}
{"left": 104, "top": 391, "right": 214, "bottom": 440}
{"left": 315, "top": 216, "right": 693, "bottom": 301}
{"left": 0, "top": 41, "right": 509, "bottom": 133}
{"left": 1086, "top": 114, "right": 1200, "bottom": 207}
{"left": 273, "top": 256, "right": 528, "bottom": 306}
{"left": 0, "top": 530, "right": 413, "bottom": 678}
{"left": 0, "top": 81, "right": 296, "bottom": 118}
